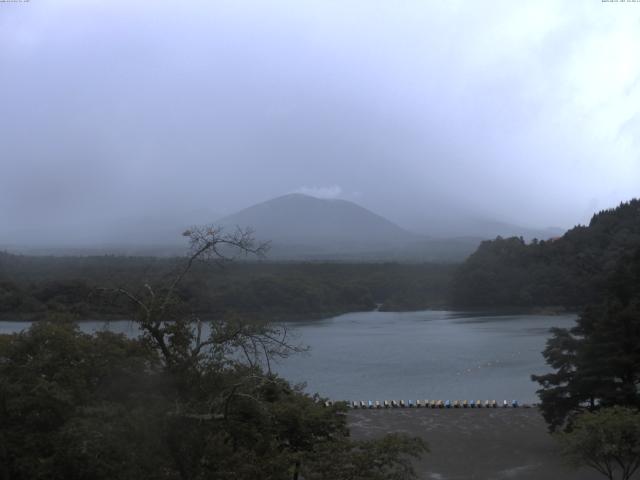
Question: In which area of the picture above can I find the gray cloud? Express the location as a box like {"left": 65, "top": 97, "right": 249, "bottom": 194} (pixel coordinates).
{"left": 0, "top": 0, "right": 638, "bottom": 245}
{"left": 294, "top": 186, "right": 343, "bottom": 199}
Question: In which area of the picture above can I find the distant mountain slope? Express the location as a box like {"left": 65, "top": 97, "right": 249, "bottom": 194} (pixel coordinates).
{"left": 452, "top": 219, "right": 564, "bottom": 242}
{"left": 451, "top": 199, "right": 640, "bottom": 307}
{"left": 216, "top": 193, "right": 418, "bottom": 249}
{"left": 412, "top": 216, "right": 564, "bottom": 241}
{"left": 0, "top": 192, "right": 563, "bottom": 262}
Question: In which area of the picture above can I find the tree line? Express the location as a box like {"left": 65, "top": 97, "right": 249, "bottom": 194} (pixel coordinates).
{"left": 447, "top": 200, "right": 640, "bottom": 479}
{"left": 0, "top": 227, "right": 427, "bottom": 480}
{"left": 452, "top": 199, "right": 640, "bottom": 309}
{"left": 0, "top": 253, "right": 454, "bottom": 321}
{"left": 523, "top": 203, "right": 640, "bottom": 480}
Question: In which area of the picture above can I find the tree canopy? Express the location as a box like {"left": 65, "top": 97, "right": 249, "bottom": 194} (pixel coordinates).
{"left": 0, "top": 226, "right": 428, "bottom": 480}
{"left": 557, "top": 406, "right": 640, "bottom": 480}
{"left": 0, "top": 251, "right": 454, "bottom": 321}
{"left": 532, "top": 248, "right": 640, "bottom": 431}
{"left": 452, "top": 199, "right": 640, "bottom": 308}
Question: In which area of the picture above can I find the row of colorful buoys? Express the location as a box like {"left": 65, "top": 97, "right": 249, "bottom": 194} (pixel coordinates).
{"left": 322, "top": 399, "right": 526, "bottom": 409}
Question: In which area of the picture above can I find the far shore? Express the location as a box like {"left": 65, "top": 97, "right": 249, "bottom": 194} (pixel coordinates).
{"left": 0, "top": 305, "right": 579, "bottom": 324}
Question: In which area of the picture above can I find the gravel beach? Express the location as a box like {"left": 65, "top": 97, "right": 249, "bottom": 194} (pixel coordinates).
{"left": 348, "top": 408, "right": 603, "bottom": 480}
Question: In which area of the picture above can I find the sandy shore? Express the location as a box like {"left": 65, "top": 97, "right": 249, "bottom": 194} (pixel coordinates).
{"left": 348, "top": 408, "right": 602, "bottom": 480}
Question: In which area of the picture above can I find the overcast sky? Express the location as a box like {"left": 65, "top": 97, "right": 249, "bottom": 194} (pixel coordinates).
{"left": 1, "top": 0, "right": 639, "bottom": 243}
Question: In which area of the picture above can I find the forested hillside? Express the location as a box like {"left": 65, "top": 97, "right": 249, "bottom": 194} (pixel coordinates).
{"left": 452, "top": 199, "right": 640, "bottom": 308}
{"left": 0, "top": 229, "right": 427, "bottom": 479}
{"left": 532, "top": 247, "right": 640, "bottom": 431}
{"left": 0, "top": 255, "right": 454, "bottom": 320}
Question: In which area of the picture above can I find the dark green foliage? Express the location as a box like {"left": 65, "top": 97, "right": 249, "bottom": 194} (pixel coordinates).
{"left": 556, "top": 407, "right": 640, "bottom": 480}
{"left": 452, "top": 199, "right": 640, "bottom": 308}
{"left": 0, "top": 321, "right": 166, "bottom": 480}
{"left": 303, "top": 433, "right": 428, "bottom": 480}
{"left": 0, "top": 229, "right": 428, "bottom": 479}
{"left": 532, "top": 249, "right": 640, "bottom": 431}
{"left": 0, "top": 320, "right": 427, "bottom": 480}
{"left": 0, "top": 254, "right": 455, "bottom": 320}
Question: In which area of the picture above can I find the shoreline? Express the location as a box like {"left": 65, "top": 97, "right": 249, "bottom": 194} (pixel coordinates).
{"left": 348, "top": 408, "right": 600, "bottom": 480}
{"left": 0, "top": 305, "right": 578, "bottom": 323}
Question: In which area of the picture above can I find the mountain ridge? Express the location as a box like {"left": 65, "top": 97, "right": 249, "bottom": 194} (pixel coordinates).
{"left": 216, "top": 193, "right": 419, "bottom": 248}
{"left": 1, "top": 193, "right": 565, "bottom": 261}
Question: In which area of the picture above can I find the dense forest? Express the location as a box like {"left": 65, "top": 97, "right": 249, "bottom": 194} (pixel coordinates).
{"left": 0, "top": 253, "right": 454, "bottom": 321}
{"left": 0, "top": 229, "right": 427, "bottom": 479}
{"left": 532, "top": 246, "right": 640, "bottom": 431}
{"left": 452, "top": 199, "right": 640, "bottom": 309}
{"left": 3, "top": 199, "right": 639, "bottom": 320}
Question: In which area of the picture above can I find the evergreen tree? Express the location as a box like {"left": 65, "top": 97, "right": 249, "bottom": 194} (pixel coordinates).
{"left": 532, "top": 249, "right": 640, "bottom": 431}
{"left": 453, "top": 199, "right": 640, "bottom": 308}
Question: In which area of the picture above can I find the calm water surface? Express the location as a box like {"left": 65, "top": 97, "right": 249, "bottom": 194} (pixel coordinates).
{"left": 275, "top": 310, "right": 577, "bottom": 403}
{"left": 1, "top": 310, "right": 576, "bottom": 403}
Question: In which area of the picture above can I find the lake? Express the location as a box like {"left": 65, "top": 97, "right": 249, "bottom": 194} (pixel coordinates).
{"left": 0, "top": 310, "right": 576, "bottom": 403}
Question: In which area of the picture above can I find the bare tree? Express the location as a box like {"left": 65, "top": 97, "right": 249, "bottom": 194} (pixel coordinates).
{"left": 105, "top": 224, "right": 304, "bottom": 377}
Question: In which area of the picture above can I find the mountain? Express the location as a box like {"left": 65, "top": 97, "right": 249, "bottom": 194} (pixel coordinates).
{"left": 1, "top": 192, "right": 563, "bottom": 262}
{"left": 216, "top": 193, "right": 419, "bottom": 254}
{"left": 215, "top": 194, "right": 494, "bottom": 262}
